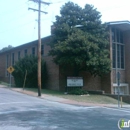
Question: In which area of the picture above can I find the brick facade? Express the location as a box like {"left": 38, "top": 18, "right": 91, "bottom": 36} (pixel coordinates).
{"left": 1, "top": 21, "right": 130, "bottom": 94}
{"left": 124, "top": 30, "right": 130, "bottom": 94}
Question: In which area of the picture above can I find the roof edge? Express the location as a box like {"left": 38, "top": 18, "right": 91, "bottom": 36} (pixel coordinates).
{"left": 0, "top": 35, "right": 51, "bottom": 54}
{"left": 107, "top": 20, "right": 130, "bottom": 25}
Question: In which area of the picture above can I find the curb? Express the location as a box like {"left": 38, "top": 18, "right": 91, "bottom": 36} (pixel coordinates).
{"left": 1, "top": 86, "right": 130, "bottom": 108}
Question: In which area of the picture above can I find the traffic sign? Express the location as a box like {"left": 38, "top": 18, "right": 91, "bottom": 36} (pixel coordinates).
{"left": 7, "top": 66, "right": 15, "bottom": 73}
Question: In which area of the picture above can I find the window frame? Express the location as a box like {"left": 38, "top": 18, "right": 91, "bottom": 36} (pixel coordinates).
{"left": 112, "top": 28, "right": 125, "bottom": 70}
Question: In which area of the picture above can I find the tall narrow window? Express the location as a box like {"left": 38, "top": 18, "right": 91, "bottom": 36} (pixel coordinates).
{"left": 41, "top": 45, "right": 44, "bottom": 56}
{"left": 112, "top": 28, "right": 125, "bottom": 69}
{"left": 24, "top": 49, "right": 27, "bottom": 56}
{"left": 32, "top": 47, "right": 35, "bottom": 56}
{"left": 112, "top": 43, "right": 116, "bottom": 68}
{"left": 12, "top": 53, "right": 15, "bottom": 65}
{"left": 6, "top": 55, "right": 9, "bottom": 77}
{"left": 121, "top": 45, "right": 124, "bottom": 68}
{"left": 18, "top": 51, "right": 20, "bottom": 60}
{"left": 112, "top": 28, "right": 115, "bottom": 42}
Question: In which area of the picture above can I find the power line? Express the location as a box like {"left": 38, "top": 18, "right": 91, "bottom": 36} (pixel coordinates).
{"left": 1, "top": 12, "right": 33, "bottom": 24}
{"left": 0, "top": 1, "right": 29, "bottom": 16}
{"left": 31, "top": 20, "right": 38, "bottom": 39}
{"left": 52, "top": 0, "right": 68, "bottom": 4}
{"left": 0, "top": 17, "right": 51, "bottom": 35}
{"left": 0, "top": 20, "right": 35, "bottom": 34}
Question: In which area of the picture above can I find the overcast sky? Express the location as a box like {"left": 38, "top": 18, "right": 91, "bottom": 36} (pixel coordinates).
{"left": 0, "top": 0, "right": 130, "bottom": 50}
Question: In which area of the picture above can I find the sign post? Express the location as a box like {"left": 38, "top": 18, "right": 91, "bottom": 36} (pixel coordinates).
{"left": 117, "top": 72, "right": 120, "bottom": 108}
{"left": 7, "top": 66, "right": 15, "bottom": 88}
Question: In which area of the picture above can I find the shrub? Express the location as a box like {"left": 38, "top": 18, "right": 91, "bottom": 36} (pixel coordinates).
{"left": 12, "top": 55, "right": 48, "bottom": 88}
{"left": 69, "top": 88, "right": 88, "bottom": 95}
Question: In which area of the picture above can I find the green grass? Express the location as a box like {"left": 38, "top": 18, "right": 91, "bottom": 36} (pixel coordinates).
{"left": 0, "top": 82, "right": 128, "bottom": 105}
{"left": 26, "top": 88, "right": 63, "bottom": 95}
{"left": 0, "top": 81, "right": 9, "bottom": 86}
{"left": 25, "top": 88, "right": 128, "bottom": 105}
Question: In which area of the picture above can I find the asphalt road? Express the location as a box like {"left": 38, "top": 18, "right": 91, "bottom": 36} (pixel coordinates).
{"left": 0, "top": 88, "right": 130, "bottom": 130}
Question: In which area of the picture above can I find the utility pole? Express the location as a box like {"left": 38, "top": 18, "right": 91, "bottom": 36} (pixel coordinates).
{"left": 29, "top": 0, "right": 50, "bottom": 96}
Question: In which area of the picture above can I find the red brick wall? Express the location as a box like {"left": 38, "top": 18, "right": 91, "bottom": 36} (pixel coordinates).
{"left": 59, "top": 67, "right": 102, "bottom": 92}
{"left": 124, "top": 30, "right": 130, "bottom": 94}
{"left": 112, "top": 69, "right": 126, "bottom": 83}
{"left": 101, "top": 73, "right": 111, "bottom": 93}
{"left": 0, "top": 36, "right": 111, "bottom": 93}
{"left": 0, "top": 53, "right": 6, "bottom": 81}
{"left": 0, "top": 36, "right": 60, "bottom": 90}
{"left": 43, "top": 43, "right": 60, "bottom": 90}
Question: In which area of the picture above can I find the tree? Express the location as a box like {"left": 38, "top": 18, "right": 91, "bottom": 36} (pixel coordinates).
{"left": 49, "top": 2, "right": 111, "bottom": 76}
{"left": 0, "top": 45, "right": 13, "bottom": 52}
{"left": 12, "top": 55, "right": 47, "bottom": 88}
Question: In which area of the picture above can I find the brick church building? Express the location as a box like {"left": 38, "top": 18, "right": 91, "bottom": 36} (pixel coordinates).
{"left": 0, "top": 20, "right": 130, "bottom": 95}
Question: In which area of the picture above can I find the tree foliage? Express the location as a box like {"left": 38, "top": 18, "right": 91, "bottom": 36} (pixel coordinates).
{"left": 49, "top": 2, "right": 111, "bottom": 76}
{"left": 0, "top": 45, "right": 13, "bottom": 52}
{"left": 12, "top": 55, "right": 47, "bottom": 88}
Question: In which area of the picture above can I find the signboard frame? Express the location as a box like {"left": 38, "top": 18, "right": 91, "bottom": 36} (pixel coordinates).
{"left": 67, "top": 77, "right": 83, "bottom": 87}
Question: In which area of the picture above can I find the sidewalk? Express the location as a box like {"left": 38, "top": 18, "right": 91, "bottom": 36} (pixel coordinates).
{"left": 1, "top": 85, "right": 130, "bottom": 108}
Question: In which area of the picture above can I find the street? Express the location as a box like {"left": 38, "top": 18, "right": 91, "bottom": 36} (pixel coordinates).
{"left": 0, "top": 88, "right": 130, "bottom": 130}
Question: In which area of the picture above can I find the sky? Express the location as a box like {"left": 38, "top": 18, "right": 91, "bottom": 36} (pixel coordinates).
{"left": 0, "top": 0, "right": 130, "bottom": 50}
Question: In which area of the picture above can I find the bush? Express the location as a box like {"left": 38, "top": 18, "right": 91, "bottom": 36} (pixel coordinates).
{"left": 12, "top": 55, "right": 48, "bottom": 88}
{"left": 69, "top": 88, "right": 88, "bottom": 95}
{"left": 87, "top": 90, "right": 104, "bottom": 95}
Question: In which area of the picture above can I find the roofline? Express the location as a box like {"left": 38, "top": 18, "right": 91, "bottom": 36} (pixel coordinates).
{"left": 0, "top": 35, "right": 51, "bottom": 54}
{"left": 107, "top": 20, "right": 130, "bottom": 25}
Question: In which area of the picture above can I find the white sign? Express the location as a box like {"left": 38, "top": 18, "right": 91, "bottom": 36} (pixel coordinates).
{"left": 67, "top": 77, "right": 83, "bottom": 87}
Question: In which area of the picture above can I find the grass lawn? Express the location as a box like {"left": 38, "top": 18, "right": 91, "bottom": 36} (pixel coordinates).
{"left": 0, "top": 81, "right": 9, "bottom": 86}
{"left": 0, "top": 82, "right": 127, "bottom": 105}
{"left": 25, "top": 88, "right": 127, "bottom": 105}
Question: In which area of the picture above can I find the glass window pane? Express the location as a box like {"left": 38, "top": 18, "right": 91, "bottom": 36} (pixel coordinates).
{"left": 120, "top": 31, "right": 123, "bottom": 43}
{"left": 41, "top": 45, "right": 44, "bottom": 56}
{"left": 32, "top": 47, "right": 35, "bottom": 56}
{"left": 112, "top": 43, "right": 116, "bottom": 68}
{"left": 117, "top": 44, "right": 120, "bottom": 68}
{"left": 24, "top": 49, "right": 27, "bottom": 56}
{"left": 18, "top": 51, "right": 20, "bottom": 60}
{"left": 12, "top": 53, "right": 15, "bottom": 65}
{"left": 112, "top": 28, "right": 115, "bottom": 42}
{"left": 121, "top": 45, "right": 124, "bottom": 68}
{"left": 117, "top": 29, "right": 120, "bottom": 43}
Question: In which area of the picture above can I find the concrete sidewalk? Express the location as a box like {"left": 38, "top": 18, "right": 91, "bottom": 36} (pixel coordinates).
{"left": 0, "top": 85, "right": 130, "bottom": 109}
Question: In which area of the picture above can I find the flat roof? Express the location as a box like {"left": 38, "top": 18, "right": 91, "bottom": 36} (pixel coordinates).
{"left": 107, "top": 20, "right": 130, "bottom": 31}
{"left": 0, "top": 35, "right": 51, "bottom": 54}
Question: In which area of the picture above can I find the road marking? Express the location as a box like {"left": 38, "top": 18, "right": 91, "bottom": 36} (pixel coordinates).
{"left": 0, "top": 102, "right": 41, "bottom": 105}
{"left": 102, "top": 107, "right": 130, "bottom": 114}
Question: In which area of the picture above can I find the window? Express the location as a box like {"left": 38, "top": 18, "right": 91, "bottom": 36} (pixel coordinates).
{"left": 12, "top": 53, "right": 15, "bottom": 65}
{"left": 32, "top": 47, "right": 35, "bottom": 56}
{"left": 121, "top": 45, "right": 124, "bottom": 68}
{"left": 112, "top": 28, "right": 125, "bottom": 69}
{"left": 24, "top": 49, "right": 27, "bottom": 56}
{"left": 6, "top": 55, "right": 9, "bottom": 77}
{"left": 41, "top": 45, "right": 44, "bottom": 56}
{"left": 18, "top": 51, "right": 20, "bottom": 60}
{"left": 112, "top": 43, "right": 116, "bottom": 68}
